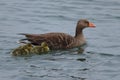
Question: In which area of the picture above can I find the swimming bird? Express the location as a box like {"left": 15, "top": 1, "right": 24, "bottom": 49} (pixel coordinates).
{"left": 11, "top": 43, "right": 33, "bottom": 56}
{"left": 19, "top": 19, "right": 95, "bottom": 50}
{"left": 31, "top": 42, "right": 50, "bottom": 54}
{"left": 11, "top": 42, "right": 50, "bottom": 56}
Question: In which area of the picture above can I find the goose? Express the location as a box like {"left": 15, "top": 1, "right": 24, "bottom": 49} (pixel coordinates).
{"left": 19, "top": 19, "right": 95, "bottom": 50}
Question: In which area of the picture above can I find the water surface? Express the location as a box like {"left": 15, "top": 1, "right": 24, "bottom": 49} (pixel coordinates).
{"left": 0, "top": 0, "right": 120, "bottom": 80}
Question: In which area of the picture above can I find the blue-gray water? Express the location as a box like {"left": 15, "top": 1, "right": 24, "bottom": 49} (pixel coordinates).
{"left": 0, "top": 0, "right": 120, "bottom": 80}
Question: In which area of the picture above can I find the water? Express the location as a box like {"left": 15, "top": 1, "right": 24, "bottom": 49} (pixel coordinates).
{"left": 0, "top": 0, "right": 120, "bottom": 80}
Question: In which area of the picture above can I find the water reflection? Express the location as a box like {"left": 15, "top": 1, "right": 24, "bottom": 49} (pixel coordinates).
{"left": 0, "top": 0, "right": 120, "bottom": 80}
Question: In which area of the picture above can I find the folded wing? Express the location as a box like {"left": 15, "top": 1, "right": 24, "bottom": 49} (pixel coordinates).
{"left": 19, "top": 33, "right": 75, "bottom": 49}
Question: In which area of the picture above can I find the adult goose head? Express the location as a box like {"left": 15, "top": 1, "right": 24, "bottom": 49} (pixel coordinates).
{"left": 75, "top": 19, "right": 95, "bottom": 37}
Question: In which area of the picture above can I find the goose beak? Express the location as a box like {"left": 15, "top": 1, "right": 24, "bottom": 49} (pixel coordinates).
{"left": 89, "top": 22, "right": 96, "bottom": 28}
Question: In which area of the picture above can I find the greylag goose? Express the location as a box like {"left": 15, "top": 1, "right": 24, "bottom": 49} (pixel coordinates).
{"left": 19, "top": 19, "right": 95, "bottom": 50}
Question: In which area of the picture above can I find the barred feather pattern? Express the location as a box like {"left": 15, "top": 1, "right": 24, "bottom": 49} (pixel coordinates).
{"left": 21, "top": 33, "right": 78, "bottom": 50}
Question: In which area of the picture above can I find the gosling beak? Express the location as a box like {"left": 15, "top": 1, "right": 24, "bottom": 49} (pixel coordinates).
{"left": 89, "top": 22, "right": 96, "bottom": 28}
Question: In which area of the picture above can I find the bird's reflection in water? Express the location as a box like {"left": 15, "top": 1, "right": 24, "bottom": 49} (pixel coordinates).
{"left": 77, "top": 47, "right": 85, "bottom": 54}
{"left": 72, "top": 44, "right": 87, "bottom": 54}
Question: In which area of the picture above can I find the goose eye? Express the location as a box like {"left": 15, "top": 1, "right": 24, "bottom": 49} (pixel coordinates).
{"left": 84, "top": 21, "right": 89, "bottom": 26}
{"left": 84, "top": 21, "right": 89, "bottom": 24}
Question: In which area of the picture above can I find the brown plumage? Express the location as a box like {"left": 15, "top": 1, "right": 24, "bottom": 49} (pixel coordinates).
{"left": 19, "top": 19, "right": 95, "bottom": 50}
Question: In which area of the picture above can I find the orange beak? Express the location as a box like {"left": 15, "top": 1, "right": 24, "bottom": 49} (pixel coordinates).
{"left": 89, "top": 22, "right": 96, "bottom": 28}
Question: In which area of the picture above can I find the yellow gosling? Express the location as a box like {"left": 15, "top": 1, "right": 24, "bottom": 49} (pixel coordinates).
{"left": 11, "top": 42, "right": 50, "bottom": 56}
{"left": 31, "top": 42, "right": 50, "bottom": 54}
{"left": 11, "top": 43, "right": 33, "bottom": 56}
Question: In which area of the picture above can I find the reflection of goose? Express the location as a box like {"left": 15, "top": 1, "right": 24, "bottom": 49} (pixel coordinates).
{"left": 11, "top": 43, "right": 33, "bottom": 56}
{"left": 19, "top": 19, "right": 95, "bottom": 50}
{"left": 11, "top": 42, "right": 50, "bottom": 56}
{"left": 31, "top": 42, "right": 50, "bottom": 54}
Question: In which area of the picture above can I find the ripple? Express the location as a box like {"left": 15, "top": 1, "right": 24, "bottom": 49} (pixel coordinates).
{"left": 70, "top": 76, "right": 86, "bottom": 80}
{"left": 0, "top": 0, "right": 120, "bottom": 80}
{"left": 76, "top": 58, "right": 86, "bottom": 62}
{"left": 99, "top": 53, "right": 115, "bottom": 57}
